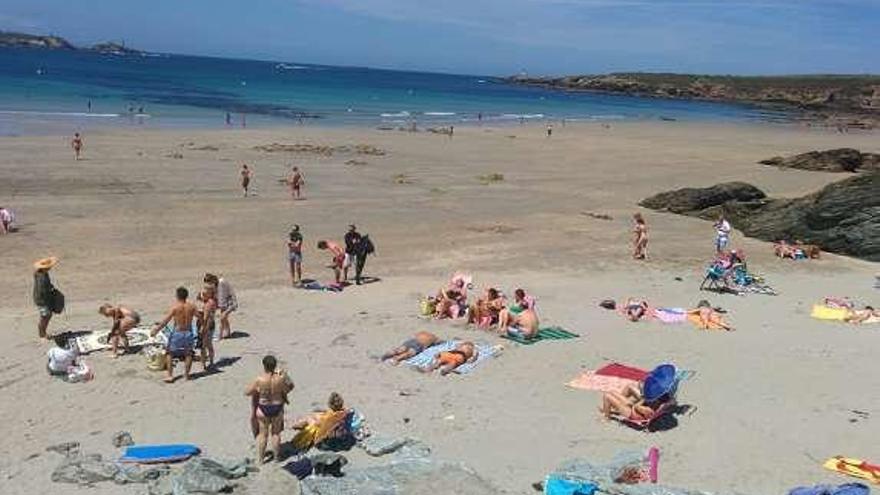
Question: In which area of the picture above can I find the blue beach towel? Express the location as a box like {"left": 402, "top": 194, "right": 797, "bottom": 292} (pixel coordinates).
{"left": 454, "top": 342, "right": 501, "bottom": 374}
{"left": 544, "top": 476, "right": 597, "bottom": 495}
{"left": 119, "top": 444, "right": 200, "bottom": 464}
{"left": 402, "top": 340, "right": 499, "bottom": 374}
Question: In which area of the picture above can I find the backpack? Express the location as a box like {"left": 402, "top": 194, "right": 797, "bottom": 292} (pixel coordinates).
{"left": 50, "top": 288, "right": 65, "bottom": 314}
{"left": 361, "top": 235, "right": 375, "bottom": 255}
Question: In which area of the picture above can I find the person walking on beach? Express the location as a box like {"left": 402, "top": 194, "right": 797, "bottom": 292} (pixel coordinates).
{"left": 714, "top": 215, "right": 731, "bottom": 253}
{"left": 343, "top": 225, "right": 362, "bottom": 283}
{"left": 197, "top": 284, "right": 217, "bottom": 370}
{"left": 288, "top": 166, "right": 304, "bottom": 200}
{"left": 204, "top": 273, "right": 237, "bottom": 339}
{"left": 245, "top": 355, "right": 294, "bottom": 464}
{"left": 33, "top": 257, "right": 61, "bottom": 339}
{"left": 71, "top": 133, "right": 83, "bottom": 160}
{"left": 288, "top": 225, "right": 304, "bottom": 286}
{"left": 150, "top": 287, "right": 198, "bottom": 383}
{"left": 546, "top": 124, "right": 553, "bottom": 138}
{"left": 632, "top": 213, "right": 648, "bottom": 260}
{"left": 240, "top": 164, "right": 253, "bottom": 197}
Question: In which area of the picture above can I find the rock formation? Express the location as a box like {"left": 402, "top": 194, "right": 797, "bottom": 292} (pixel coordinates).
{"left": 759, "top": 148, "right": 880, "bottom": 173}
{"left": 0, "top": 31, "right": 74, "bottom": 49}
{"left": 640, "top": 174, "right": 880, "bottom": 261}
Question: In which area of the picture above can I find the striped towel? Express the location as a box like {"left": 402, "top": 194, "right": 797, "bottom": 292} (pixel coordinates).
{"left": 402, "top": 340, "right": 500, "bottom": 374}
{"left": 454, "top": 342, "right": 502, "bottom": 374}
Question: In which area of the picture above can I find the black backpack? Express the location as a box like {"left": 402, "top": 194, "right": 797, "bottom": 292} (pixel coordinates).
{"left": 361, "top": 235, "right": 375, "bottom": 255}
{"left": 50, "top": 288, "right": 65, "bottom": 314}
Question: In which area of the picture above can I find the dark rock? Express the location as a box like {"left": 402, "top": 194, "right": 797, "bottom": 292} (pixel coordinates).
{"left": 641, "top": 174, "right": 880, "bottom": 261}
{"left": 759, "top": 148, "right": 880, "bottom": 172}
{"left": 638, "top": 182, "right": 766, "bottom": 214}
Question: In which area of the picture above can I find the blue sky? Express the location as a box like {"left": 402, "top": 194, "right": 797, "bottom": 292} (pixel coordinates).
{"left": 2, "top": 0, "right": 879, "bottom": 75}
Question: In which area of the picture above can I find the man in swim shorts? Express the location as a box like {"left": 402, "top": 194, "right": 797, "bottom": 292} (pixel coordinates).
{"left": 151, "top": 287, "right": 198, "bottom": 383}
{"left": 288, "top": 166, "right": 304, "bottom": 199}
{"left": 98, "top": 303, "right": 141, "bottom": 357}
{"left": 422, "top": 341, "right": 479, "bottom": 375}
{"left": 317, "top": 239, "right": 347, "bottom": 284}
{"left": 382, "top": 331, "right": 439, "bottom": 364}
{"left": 499, "top": 307, "right": 539, "bottom": 339}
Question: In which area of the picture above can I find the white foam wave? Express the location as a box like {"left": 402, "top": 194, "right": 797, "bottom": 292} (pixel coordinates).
{"left": 423, "top": 112, "right": 456, "bottom": 116}
{"left": 0, "top": 110, "right": 121, "bottom": 118}
{"left": 380, "top": 111, "right": 410, "bottom": 118}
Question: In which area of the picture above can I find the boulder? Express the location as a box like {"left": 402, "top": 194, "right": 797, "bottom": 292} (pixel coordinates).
{"left": 759, "top": 148, "right": 880, "bottom": 172}
{"left": 638, "top": 182, "right": 766, "bottom": 214}
{"left": 641, "top": 173, "right": 880, "bottom": 261}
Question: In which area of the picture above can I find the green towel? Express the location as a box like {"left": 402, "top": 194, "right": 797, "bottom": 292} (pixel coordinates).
{"left": 502, "top": 326, "right": 579, "bottom": 345}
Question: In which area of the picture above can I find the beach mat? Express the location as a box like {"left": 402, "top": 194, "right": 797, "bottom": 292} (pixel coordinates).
{"left": 811, "top": 305, "right": 850, "bottom": 321}
{"left": 74, "top": 327, "right": 163, "bottom": 354}
{"left": 595, "top": 362, "right": 648, "bottom": 381}
{"left": 568, "top": 363, "right": 694, "bottom": 392}
{"left": 502, "top": 326, "right": 579, "bottom": 345}
{"left": 302, "top": 281, "right": 343, "bottom": 292}
{"left": 119, "top": 444, "right": 200, "bottom": 464}
{"left": 823, "top": 457, "right": 880, "bottom": 484}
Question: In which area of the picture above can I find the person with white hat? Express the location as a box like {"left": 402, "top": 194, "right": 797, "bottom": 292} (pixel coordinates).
{"left": 33, "top": 257, "right": 60, "bottom": 339}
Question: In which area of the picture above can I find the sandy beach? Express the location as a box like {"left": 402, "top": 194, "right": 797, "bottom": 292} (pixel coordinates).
{"left": 0, "top": 121, "right": 878, "bottom": 494}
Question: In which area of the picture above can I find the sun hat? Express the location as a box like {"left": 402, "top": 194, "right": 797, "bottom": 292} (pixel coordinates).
{"left": 33, "top": 256, "right": 58, "bottom": 270}
{"left": 643, "top": 364, "right": 677, "bottom": 402}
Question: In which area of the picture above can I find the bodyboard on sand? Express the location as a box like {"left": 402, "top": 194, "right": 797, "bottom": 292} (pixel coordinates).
{"left": 812, "top": 305, "right": 850, "bottom": 321}
{"left": 118, "top": 444, "right": 200, "bottom": 464}
{"left": 823, "top": 457, "right": 880, "bottom": 484}
{"left": 502, "top": 326, "right": 579, "bottom": 345}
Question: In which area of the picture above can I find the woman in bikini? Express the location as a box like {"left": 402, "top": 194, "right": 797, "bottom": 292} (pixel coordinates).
{"left": 632, "top": 213, "right": 648, "bottom": 260}
{"left": 245, "top": 355, "right": 294, "bottom": 463}
{"left": 98, "top": 304, "right": 141, "bottom": 357}
{"left": 468, "top": 288, "right": 506, "bottom": 328}
{"left": 598, "top": 382, "right": 662, "bottom": 422}
{"left": 381, "top": 331, "right": 439, "bottom": 364}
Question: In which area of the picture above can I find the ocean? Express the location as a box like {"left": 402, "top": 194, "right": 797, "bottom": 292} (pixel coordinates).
{"left": 0, "top": 48, "right": 785, "bottom": 135}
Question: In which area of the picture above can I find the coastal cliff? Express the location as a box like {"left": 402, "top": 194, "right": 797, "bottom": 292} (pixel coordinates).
{"left": 510, "top": 73, "right": 880, "bottom": 127}
{"left": 0, "top": 31, "right": 142, "bottom": 55}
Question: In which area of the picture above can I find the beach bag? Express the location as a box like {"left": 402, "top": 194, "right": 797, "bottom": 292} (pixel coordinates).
{"left": 420, "top": 298, "right": 436, "bottom": 316}
{"left": 362, "top": 235, "right": 375, "bottom": 255}
{"left": 146, "top": 347, "right": 167, "bottom": 371}
{"left": 50, "top": 288, "right": 65, "bottom": 314}
{"left": 66, "top": 361, "right": 94, "bottom": 383}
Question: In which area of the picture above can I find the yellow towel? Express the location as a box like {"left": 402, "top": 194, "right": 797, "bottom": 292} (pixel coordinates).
{"left": 811, "top": 305, "right": 850, "bottom": 321}
{"left": 823, "top": 456, "right": 880, "bottom": 484}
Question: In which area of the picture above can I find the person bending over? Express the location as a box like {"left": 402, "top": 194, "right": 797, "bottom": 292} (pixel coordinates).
{"left": 99, "top": 304, "right": 141, "bottom": 357}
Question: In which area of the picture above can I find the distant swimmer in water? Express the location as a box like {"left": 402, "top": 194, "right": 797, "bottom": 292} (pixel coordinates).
{"left": 71, "top": 133, "right": 83, "bottom": 160}
{"left": 240, "top": 164, "right": 253, "bottom": 197}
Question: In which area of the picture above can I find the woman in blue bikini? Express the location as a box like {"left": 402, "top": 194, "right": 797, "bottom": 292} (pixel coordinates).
{"left": 245, "top": 355, "right": 294, "bottom": 464}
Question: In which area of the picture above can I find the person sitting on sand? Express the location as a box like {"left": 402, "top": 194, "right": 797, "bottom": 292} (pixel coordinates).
{"left": 468, "top": 287, "right": 506, "bottom": 328}
{"left": 632, "top": 213, "right": 648, "bottom": 260}
{"left": 47, "top": 334, "right": 79, "bottom": 377}
{"left": 498, "top": 306, "right": 539, "bottom": 339}
{"left": 245, "top": 355, "right": 294, "bottom": 463}
{"left": 621, "top": 298, "right": 650, "bottom": 322}
{"left": 688, "top": 300, "right": 734, "bottom": 331}
{"left": 317, "top": 240, "right": 347, "bottom": 284}
{"left": 434, "top": 278, "right": 469, "bottom": 319}
{"left": 500, "top": 288, "right": 536, "bottom": 322}
{"left": 422, "top": 341, "right": 479, "bottom": 375}
{"left": 98, "top": 304, "right": 141, "bottom": 357}
{"left": 846, "top": 306, "right": 878, "bottom": 324}
{"left": 0, "top": 206, "right": 14, "bottom": 234}
{"left": 598, "top": 382, "right": 664, "bottom": 422}
{"left": 290, "top": 392, "right": 351, "bottom": 451}
{"left": 382, "top": 331, "right": 439, "bottom": 364}
{"left": 150, "top": 287, "right": 198, "bottom": 383}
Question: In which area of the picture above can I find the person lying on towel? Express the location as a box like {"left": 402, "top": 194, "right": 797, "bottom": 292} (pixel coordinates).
{"left": 381, "top": 331, "right": 439, "bottom": 364}
{"left": 620, "top": 298, "right": 650, "bottom": 322}
{"left": 688, "top": 300, "right": 734, "bottom": 331}
{"left": 599, "top": 382, "right": 666, "bottom": 422}
{"left": 290, "top": 392, "right": 351, "bottom": 451}
{"left": 846, "top": 306, "right": 878, "bottom": 324}
{"left": 421, "top": 341, "right": 479, "bottom": 375}
{"left": 467, "top": 287, "right": 506, "bottom": 328}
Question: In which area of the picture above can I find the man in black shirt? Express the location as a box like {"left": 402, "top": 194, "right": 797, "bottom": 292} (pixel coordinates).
{"left": 343, "top": 225, "right": 362, "bottom": 283}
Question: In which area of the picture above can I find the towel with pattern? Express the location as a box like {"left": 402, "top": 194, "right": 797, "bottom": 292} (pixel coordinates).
{"left": 402, "top": 340, "right": 500, "bottom": 374}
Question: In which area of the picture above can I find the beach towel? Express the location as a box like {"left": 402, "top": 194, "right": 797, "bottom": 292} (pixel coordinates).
{"left": 118, "top": 444, "right": 200, "bottom": 464}
{"left": 502, "top": 326, "right": 579, "bottom": 345}
{"left": 812, "top": 305, "right": 851, "bottom": 321}
{"left": 823, "top": 457, "right": 880, "bottom": 484}
{"left": 789, "top": 483, "right": 870, "bottom": 495}
{"left": 595, "top": 363, "right": 649, "bottom": 381}
{"left": 74, "top": 327, "right": 162, "bottom": 354}
{"left": 566, "top": 372, "right": 638, "bottom": 393}
{"left": 686, "top": 311, "right": 730, "bottom": 331}
{"left": 544, "top": 476, "right": 597, "bottom": 495}
{"left": 401, "top": 340, "right": 498, "bottom": 374}
{"left": 302, "top": 281, "right": 343, "bottom": 292}
{"left": 652, "top": 308, "right": 687, "bottom": 324}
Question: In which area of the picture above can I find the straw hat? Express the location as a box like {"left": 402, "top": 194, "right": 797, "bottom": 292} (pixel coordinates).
{"left": 33, "top": 256, "right": 58, "bottom": 270}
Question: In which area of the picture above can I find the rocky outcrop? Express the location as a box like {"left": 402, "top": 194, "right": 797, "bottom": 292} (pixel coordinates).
{"left": 0, "top": 31, "right": 74, "bottom": 49}
{"left": 90, "top": 41, "right": 142, "bottom": 55}
{"left": 640, "top": 174, "right": 880, "bottom": 261}
{"left": 759, "top": 148, "right": 880, "bottom": 173}
{"left": 639, "top": 182, "right": 766, "bottom": 214}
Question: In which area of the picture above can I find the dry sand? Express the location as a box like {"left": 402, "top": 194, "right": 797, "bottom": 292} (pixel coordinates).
{"left": 0, "top": 121, "right": 878, "bottom": 494}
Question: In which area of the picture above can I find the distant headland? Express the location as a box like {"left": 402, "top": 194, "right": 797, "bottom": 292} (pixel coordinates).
{"left": 510, "top": 72, "right": 880, "bottom": 129}
{"left": 0, "top": 31, "right": 143, "bottom": 55}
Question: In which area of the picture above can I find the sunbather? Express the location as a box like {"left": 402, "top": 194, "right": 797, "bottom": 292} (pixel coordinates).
{"left": 621, "top": 298, "right": 650, "bottom": 322}
{"left": 290, "top": 392, "right": 351, "bottom": 451}
{"left": 598, "top": 382, "right": 665, "bottom": 422}
{"left": 98, "top": 303, "right": 141, "bottom": 357}
{"left": 498, "top": 307, "right": 539, "bottom": 338}
{"left": 846, "top": 306, "right": 878, "bottom": 324}
{"left": 468, "top": 288, "right": 506, "bottom": 328}
{"left": 688, "top": 300, "right": 734, "bottom": 331}
{"left": 422, "top": 341, "right": 479, "bottom": 375}
{"left": 382, "top": 331, "right": 439, "bottom": 364}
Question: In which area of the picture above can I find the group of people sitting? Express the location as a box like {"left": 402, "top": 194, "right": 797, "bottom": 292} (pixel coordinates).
{"left": 245, "top": 355, "right": 357, "bottom": 464}
{"left": 774, "top": 240, "right": 821, "bottom": 260}
{"left": 428, "top": 273, "right": 540, "bottom": 339}
{"left": 381, "top": 331, "right": 480, "bottom": 375}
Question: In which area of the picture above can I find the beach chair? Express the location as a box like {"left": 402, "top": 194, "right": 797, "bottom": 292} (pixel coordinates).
{"left": 614, "top": 398, "right": 678, "bottom": 432}
{"left": 699, "top": 263, "right": 731, "bottom": 293}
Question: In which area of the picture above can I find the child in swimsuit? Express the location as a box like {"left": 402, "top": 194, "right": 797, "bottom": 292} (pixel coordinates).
{"left": 381, "top": 331, "right": 439, "bottom": 364}
{"left": 422, "top": 341, "right": 478, "bottom": 375}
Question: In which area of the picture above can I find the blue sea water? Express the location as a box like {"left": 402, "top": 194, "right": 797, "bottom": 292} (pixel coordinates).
{"left": 0, "top": 48, "right": 785, "bottom": 135}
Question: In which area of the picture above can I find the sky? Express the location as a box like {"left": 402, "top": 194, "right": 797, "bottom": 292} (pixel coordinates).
{"left": 1, "top": 0, "right": 879, "bottom": 76}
